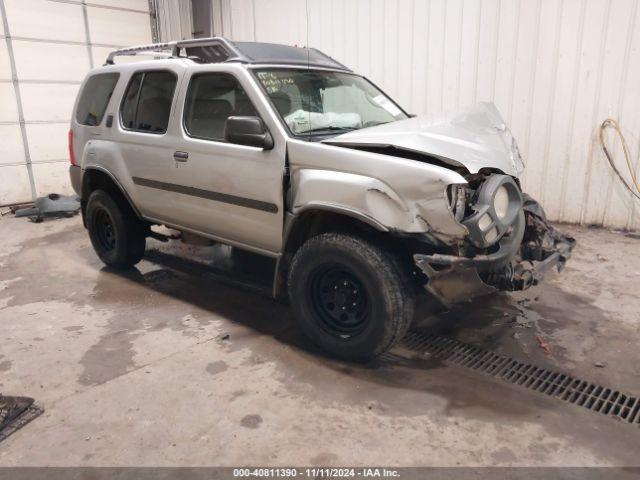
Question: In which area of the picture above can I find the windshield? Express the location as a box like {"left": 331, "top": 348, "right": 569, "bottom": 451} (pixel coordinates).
{"left": 254, "top": 69, "right": 408, "bottom": 136}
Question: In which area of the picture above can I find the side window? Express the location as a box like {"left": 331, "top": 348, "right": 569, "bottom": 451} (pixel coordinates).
{"left": 120, "top": 71, "right": 177, "bottom": 134}
{"left": 75, "top": 73, "right": 120, "bottom": 126}
{"left": 183, "top": 73, "right": 258, "bottom": 141}
{"left": 120, "top": 72, "right": 142, "bottom": 129}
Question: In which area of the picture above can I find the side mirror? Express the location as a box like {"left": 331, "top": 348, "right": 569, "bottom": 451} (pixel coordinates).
{"left": 223, "top": 116, "right": 274, "bottom": 150}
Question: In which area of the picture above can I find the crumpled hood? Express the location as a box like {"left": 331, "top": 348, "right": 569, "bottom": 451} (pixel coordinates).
{"left": 323, "top": 102, "right": 524, "bottom": 177}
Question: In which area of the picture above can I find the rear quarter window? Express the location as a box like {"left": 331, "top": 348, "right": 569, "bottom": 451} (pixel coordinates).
{"left": 75, "top": 73, "right": 120, "bottom": 126}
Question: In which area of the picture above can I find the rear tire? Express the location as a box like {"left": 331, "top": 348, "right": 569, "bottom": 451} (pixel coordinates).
{"left": 86, "top": 189, "right": 146, "bottom": 268}
{"left": 288, "top": 233, "right": 414, "bottom": 361}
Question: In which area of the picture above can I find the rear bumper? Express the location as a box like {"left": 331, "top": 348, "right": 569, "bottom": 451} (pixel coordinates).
{"left": 414, "top": 195, "right": 575, "bottom": 306}
{"left": 69, "top": 165, "right": 82, "bottom": 195}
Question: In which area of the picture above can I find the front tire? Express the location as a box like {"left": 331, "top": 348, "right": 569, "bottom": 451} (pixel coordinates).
{"left": 86, "top": 189, "right": 146, "bottom": 269}
{"left": 288, "top": 233, "right": 414, "bottom": 361}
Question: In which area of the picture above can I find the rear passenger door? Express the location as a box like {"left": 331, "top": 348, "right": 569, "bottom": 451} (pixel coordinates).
{"left": 161, "top": 70, "right": 285, "bottom": 255}
{"left": 116, "top": 68, "right": 183, "bottom": 222}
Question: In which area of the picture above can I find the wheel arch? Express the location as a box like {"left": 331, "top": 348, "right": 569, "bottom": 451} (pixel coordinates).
{"left": 81, "top": 167, "right": 141, "bottom": 225}
{"left": 273, "top": 206, "right": 388, "bottom": 300}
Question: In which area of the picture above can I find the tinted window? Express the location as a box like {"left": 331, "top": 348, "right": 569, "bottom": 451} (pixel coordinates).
{"left": 184, "top": 73, "right": 258, "bottom": 141}
{"left": 120, "top": 72, "right": 142, "bottom": 130}
{"left": 120, "top": 71, "right": 177, "bottom": 134}
{"left": 75, "top": 73, "right": 119, "bottom": 126}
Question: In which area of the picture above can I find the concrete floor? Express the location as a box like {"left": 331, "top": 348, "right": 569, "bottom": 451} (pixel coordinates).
{"left": 0, "top": 214, "right": 639, "bottom": 466}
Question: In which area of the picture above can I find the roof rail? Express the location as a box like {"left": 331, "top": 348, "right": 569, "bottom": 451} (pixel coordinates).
{"left": 105, "top": 36, "right": 350, "bottom": 71}
{"left": 105, "top": 37, "right": 246, "bottom": 65}
{"left": 105, "top": 41, "right": 178, "bottom": 64}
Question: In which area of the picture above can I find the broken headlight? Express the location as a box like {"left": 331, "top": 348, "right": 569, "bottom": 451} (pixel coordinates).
{"left": 493, "top": 185, "right": 510, "bottom": 219}
{"left": 447, "top": 184, "right": 467, "bottom": 222}
{"left": 462, "top": 174, "right": 522, "bottom": 247}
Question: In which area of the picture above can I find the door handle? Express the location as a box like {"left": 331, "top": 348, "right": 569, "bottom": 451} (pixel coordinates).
{"left": 173, "top": 151, "right": 189, "bottom": 162}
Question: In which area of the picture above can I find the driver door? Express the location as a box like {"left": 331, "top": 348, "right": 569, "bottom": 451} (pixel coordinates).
{"left": 161, "top": 69, "right": 285, "bottom": 254}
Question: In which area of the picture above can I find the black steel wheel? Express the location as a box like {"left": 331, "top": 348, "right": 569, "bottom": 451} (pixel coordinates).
{"left": 86, "top": 189, "right": 146, "bottom": 269}
{"left": 288, "top": 233, "right": 414, "bottom": 361}
{"left": 92, "top": 207, "right": 116, "bottom": 252}
{"left": 309, "top": 265, "right": 370, "bottom": 337}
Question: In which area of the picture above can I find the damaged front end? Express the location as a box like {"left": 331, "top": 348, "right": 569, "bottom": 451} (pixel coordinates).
{"left": 413, "top": 174, "right": 575, "bottom": 306}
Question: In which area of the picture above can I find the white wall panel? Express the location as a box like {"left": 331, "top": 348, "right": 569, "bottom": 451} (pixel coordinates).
{"left": 32, "top": 162, "right": 74, "bottom": 197}
{"left": 1, "top": 0, "right": 153, "bottom": 205}
{"left": 214, "top": 0, "right": 640, "bottom": 230}
{"left": 26, "top": 123, "right": 70, "bottom": 163}
{"left": 87, "top": 6, "right": 152, "bottom": 46}
{"left": 4, "top": 0, "right": 85, "bottom": 42}
{"left": 0, "top": 41, "right": 11, "bottom": 80}
{"left": 0, "top": 165, "right": 32, "bottom": 205}
{"left": 0, "top": 125, "right": 25, "bottom": 166}
{"left": 231, "top": 0, "right": 254, "bottom": 41}
{"left": 612, "top": 1, "right": 640, "bottom": 231}
{"left": 155, "top": 0, "right": 193, "bottom": 41}
{"left": 90, "top": 0, "right": 150, "bottom": 11}
{"left": 12, "top": 41, "right": 90, "bottom": 82}
{"left": 0, "top": 84, "right": 18, "bottom": 122}
{"left": 19, "top": 84, "right": 80, "bottom": 122}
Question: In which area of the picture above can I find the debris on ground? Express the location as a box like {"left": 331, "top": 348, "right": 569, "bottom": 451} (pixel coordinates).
{"left": 512, "top": 316, "right": 534, "bottom": 328}
{"left": 0, "top": 395, "right": 43, "bottom": 442}
{"left": 220, "top": 334, "right": 230, "bottom": 341}
{"left": 1, "top": 202, "right": 34, "bottom": 216}
{"left": 14, "top": 193, "right": 80, "bottom": 222}
{"left": 535, "top": 335, "right": 552, "bottom": 355}
{"left": 594, "top": 361, "right": 607, "bottom": 368}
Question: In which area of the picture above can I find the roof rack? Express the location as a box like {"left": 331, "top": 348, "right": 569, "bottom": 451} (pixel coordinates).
{"left": 105, "top": 37, "right": 241, "bottom": 64}
{"left": 105, "top": 36, "right": 351, "bottom": 72}
{"left": 105, "top": 41, "right": 176, "bottom": 64}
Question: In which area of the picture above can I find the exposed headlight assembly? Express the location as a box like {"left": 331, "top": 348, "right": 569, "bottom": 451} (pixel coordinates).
{"left": 493, "top": 185, "right": 510, "bottom": 219}
{"left": 463, "top": 175, "right": 522, "bottom": 247}
{"left": 446, "top": 184, "right": 467, "bottom": 222}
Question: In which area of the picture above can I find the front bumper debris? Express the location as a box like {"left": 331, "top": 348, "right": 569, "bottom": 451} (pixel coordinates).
{"left": 414, "top": 195, "right": 575, "bottom": 306}
{"left": 14, "top": 193, "right": 81, "bottom": 222}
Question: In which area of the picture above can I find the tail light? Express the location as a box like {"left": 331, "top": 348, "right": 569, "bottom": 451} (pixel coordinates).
{"left": 68, "top": 129, "right": 77, "bottom": 166}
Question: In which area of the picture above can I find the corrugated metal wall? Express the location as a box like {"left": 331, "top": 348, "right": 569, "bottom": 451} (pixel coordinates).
{"left": 153, "top": 0, "right": 193, "bottom": 41}
{"left": 0, "top": 0, "right": 153, "bottom": 205}
{"left": 207, "top": 0, "right": 640, "bottom": 230}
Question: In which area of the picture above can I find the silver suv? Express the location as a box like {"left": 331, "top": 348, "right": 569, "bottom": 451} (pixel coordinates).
{"left": 69, "top": 37, "right": 574, "bottom": 360}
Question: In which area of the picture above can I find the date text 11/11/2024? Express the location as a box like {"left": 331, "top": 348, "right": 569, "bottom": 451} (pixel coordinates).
{"left": 232, "top": 468, "right": 401, "bottom": 478}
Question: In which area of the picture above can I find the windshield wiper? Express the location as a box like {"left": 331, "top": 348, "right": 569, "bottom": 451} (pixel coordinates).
{"left": 364, "top": 121, "right": 391, "bottom": 127}
{"left": 304, "top": 126, "right": 358, "bottom": 134}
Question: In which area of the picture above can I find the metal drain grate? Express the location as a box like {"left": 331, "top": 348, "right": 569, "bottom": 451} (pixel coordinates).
{"left": 0, "top": 396, "right": 43, "bottom": 442}
{"left": 401, "top": 331, "right": 640, "bottom": 426}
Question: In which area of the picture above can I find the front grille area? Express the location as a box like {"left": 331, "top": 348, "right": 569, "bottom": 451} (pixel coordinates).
{"left": 401, "top": 331, "right": 640, "bottom": 426}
